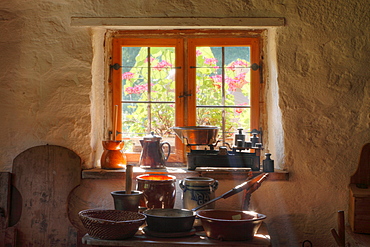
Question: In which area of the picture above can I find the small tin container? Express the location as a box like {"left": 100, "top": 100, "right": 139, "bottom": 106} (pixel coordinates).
{"left": 179, "top": 177, "right": 218, "bottom": 210}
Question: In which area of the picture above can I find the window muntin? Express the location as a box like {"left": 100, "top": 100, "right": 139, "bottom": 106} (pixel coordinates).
{"left": 111, "top": 32, "right": 261, "bottom": 163}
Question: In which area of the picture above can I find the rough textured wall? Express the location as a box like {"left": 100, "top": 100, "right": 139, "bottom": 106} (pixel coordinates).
{"left": 0, "top": 0, "right": 369, "bottom": 246}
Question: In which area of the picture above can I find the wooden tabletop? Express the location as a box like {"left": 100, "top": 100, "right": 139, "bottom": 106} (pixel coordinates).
{"left": 82, "top": 223, "right": 271, "bottom": 247}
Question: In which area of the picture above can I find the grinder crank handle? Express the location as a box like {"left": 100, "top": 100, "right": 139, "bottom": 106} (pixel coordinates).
{"left": 244, "top": 173, "right": 269, "bottom": 195}
{"left": 222, "top": 173, "right": 268, "bottom": 199}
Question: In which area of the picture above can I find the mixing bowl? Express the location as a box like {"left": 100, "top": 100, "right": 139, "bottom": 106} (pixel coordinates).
{"left": 196, "top": 209, "right": 266, "bottom": 241}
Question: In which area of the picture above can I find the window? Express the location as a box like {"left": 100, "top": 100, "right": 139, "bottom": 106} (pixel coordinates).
{"left": 110, "top": 30, "right": 262, "bottom": 163}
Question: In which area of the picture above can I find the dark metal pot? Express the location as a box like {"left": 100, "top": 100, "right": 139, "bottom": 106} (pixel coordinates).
{"left": 143, "top": 208, "right": 195, "bottom": 233}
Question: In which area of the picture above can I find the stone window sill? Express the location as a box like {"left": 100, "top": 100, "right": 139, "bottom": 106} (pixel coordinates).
{"left": 82, "top": 167, "right": 289, "bottom": 181}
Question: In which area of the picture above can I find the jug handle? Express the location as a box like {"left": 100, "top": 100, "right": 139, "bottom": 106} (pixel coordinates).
{"left": 161, "top": 142, "right": 171, "bottom": 161}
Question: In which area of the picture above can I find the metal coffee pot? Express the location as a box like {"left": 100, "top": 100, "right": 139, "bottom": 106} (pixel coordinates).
{"left": 139, "top": 132, "right": 171, "bottom": 169}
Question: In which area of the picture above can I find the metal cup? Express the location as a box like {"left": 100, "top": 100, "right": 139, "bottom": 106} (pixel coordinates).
{"left": 111, "top": 190, "right": 143, "bottom": 212}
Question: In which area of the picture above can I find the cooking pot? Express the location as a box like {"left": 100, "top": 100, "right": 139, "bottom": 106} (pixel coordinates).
{"left": 143, "top": 208, "right": 195, "bottom": 233}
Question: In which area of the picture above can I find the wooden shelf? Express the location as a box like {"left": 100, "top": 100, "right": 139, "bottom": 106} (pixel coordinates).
{"left": 71, "top": 17, "right": 285, "bottom": 28}
{"left": 82, "top": 223, "right": 271, "bottom": 246}
{"left": 82, "top": 167, "right": 288, "bottom": 181}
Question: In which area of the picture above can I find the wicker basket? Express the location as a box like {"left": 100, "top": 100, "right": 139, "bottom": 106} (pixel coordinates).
{"left": 79, "top": 209, "right": 146, "bottom": 240}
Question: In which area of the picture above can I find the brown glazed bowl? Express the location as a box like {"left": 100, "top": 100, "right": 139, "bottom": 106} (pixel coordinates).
{"left": 196, "top": 210, "right": 266, "bottom": 241}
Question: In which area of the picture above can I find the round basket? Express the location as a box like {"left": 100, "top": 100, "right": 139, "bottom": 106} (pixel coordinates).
{"left": 78, "top": 209, "right": 146, "bottom": 240}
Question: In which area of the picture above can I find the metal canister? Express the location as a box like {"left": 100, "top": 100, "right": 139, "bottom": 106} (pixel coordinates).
{"left": 179, "top": 177, "right": 218, "bottom": 210}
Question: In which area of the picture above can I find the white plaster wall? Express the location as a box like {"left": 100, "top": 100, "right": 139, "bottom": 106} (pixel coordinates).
{"left": 1, "top": 0, "right": 369, "bottom": 246}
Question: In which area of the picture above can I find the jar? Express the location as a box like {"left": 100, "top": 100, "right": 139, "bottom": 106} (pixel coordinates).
{"left": 100, "top": 140, "right": 127, "bottom": 169}
{"left": 136, "top": 174, "right": 176, "bottom": 209}
{"left": 179, "top": 177, "right": 218, "bottom": 210}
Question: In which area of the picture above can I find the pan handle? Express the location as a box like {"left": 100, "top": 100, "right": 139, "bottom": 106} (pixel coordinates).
{"left": 192, "top": 173, "right": 269, "bottom": 211}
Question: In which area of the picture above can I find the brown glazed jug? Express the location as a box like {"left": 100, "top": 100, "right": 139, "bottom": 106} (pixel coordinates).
{"left": 100, "top": 140, "right": 127, "bottom": 169}
{"left": 139, "top": 132, "right": 170, "bottom": 169}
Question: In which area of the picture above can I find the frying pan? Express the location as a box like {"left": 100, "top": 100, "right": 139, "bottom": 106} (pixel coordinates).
{"left": 143, "top": 173, "right": 269, "bottom": 233}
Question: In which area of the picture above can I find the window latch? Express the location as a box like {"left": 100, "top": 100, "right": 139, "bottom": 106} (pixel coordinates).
{"left": 251, "top": 63, "right": 261, "bottom": 71}
{"left": 178, "top": 92, "right": 192, "bottom": 98}
{"left": 110, "top": 63, "right": 121, "bottom": 70}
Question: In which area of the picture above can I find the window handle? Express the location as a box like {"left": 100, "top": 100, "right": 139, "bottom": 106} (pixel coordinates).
{"left": 178, "top": 92, "right": 192, "bottom": 98}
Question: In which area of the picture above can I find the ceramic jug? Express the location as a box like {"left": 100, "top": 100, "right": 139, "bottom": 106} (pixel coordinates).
{"left": 139, "top": 132, "right": 171, "bottom": 169}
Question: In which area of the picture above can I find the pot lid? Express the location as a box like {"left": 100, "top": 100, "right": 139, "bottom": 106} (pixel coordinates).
{"left": 143, "top": 132, "right": 162, "bottom": 141}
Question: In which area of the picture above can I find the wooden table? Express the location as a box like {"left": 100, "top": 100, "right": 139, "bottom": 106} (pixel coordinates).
{"left": 82, "top": 224, "right": 271, "bottom": 247}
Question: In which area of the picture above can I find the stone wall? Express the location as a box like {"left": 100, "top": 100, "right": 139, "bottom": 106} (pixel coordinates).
{"left": 1, "top": 0, "right": 369, "bottom": 246}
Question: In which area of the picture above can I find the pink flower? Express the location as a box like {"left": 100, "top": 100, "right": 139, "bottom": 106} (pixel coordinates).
{"left": 125, "top": 84, "right": 149, "bottom": 95}
{"left": 122, "top": 72, "right": 134, "bottom": 80}
{"left": 211, "top": 75, "right": 222, "bottom": 83}
{"left": 125, "top": 87, "right": 135, "bottom": 94}
{"left": 153, "top": 60, "right": 173, "bottom": 71}
{"left": 235, "top": 103, "right": 248, "bottom": 114}
{"left": 145, "top": 57, "right": 156, "bottom": 63}
{"left": 227, "top": 60, "right": 249, "bottom": 71}
{"left": 204, "top": 58, "right": 218, "bottom": 66}
{"left": 226, "top": 73, "right": 249, "bottom": 91}
{"left": 196, "top": 50, "right": 202, "bottom": 56}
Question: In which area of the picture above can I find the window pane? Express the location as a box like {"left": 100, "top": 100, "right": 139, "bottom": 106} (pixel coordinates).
{"left": 196, "top": 47, "right": 222, "bottom": 106}
{"left": 150, "top": 47, "right": 176, "bottom": 102}
{"left": 224, "top": 47, "right": 251, "bottom": 107}
{"left": 196, "top": 107, "right": 251, "bottom": 141}
{"left": 121, "top": 46, "right": 176, "bottom": 152}
{"left": 122, "top": 47, "right": 148, "bottom": 102}
{"left": 195, "top": 46, "right": 251, "bottom": 143}
{"left": 121, "top": 102, "right": 176, "bottom": 152}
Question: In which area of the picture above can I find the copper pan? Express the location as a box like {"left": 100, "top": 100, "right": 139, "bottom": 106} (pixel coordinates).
{"left": 171, "top": 126, "right": 219, "bottom": 146}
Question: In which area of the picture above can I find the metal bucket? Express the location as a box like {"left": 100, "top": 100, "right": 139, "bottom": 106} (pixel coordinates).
{"left": 179, "top": 177, "right": 218, "bottom": 210}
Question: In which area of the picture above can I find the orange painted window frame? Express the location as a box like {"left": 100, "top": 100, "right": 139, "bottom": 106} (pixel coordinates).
{"left": 110, "top": 31, "right": 261, "bottom": 163}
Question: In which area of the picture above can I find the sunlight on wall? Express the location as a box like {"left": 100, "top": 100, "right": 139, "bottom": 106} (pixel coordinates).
{"left": 90, "top": 27, "right": 106, "bottom": 169}
{"left": 265, "top": 28, "right": 285, "bottom": 169}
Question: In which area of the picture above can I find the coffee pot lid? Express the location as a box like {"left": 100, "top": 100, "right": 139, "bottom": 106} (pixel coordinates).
{"left": 143, "top": 132, "right": 162, "bottom": 141}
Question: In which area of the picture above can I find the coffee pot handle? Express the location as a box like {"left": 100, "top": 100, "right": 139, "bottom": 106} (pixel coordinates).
{"left": 161, "top": 142, "right": 171, "bottom": 161}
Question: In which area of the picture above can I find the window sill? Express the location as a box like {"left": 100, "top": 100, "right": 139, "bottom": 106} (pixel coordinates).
{"left": 82, "top": 167, "right": 289, "bottom": 181}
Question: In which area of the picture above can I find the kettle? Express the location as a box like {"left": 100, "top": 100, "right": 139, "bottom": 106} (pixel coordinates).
{"left": 139, "top": 132, "right": 171, "bottom": 169}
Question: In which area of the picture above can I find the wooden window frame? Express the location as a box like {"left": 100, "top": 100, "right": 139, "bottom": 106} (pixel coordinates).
{"left": 109, "top": 30, "right": 262, "bottom": 164}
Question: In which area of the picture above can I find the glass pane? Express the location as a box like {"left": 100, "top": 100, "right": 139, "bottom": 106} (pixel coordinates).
{"left": 195, "top": 47, "right": 222, "bottom": 106}
{"left": 150, "top": 47, "right": 176, "bottom": 102}
{"left": 224, "top": 47, "right": 251, "bottom": 107}
{"left": 196, "top": 107, "right": 251, "bottom": 140}
{"left": 195, "top": 46, "right": 251, "bottom": 107}
{"left": 121, "top": 46, "right": 176, "bottom": 152}
{"left": 122, "top": 47, "right": 149, "bottom": 102}
{"left": 121, "top": 102, "right": 176, "bottom": 152}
